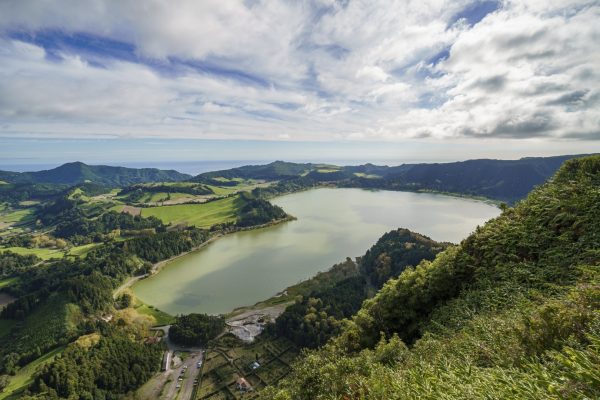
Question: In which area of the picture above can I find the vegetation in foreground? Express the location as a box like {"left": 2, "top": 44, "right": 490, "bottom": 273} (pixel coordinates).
{"left": 260, "top": 155, "right": 600, "bottom": 399}
{"left": 0, "top": 155, "right": 597, "bottom": 399}
{"left": 169, "top": 314, "right": 225, "bottom": 347}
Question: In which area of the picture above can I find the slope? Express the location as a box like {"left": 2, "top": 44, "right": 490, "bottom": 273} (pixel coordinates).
{"left": 262, "top": 155, "right": 600, "bottom": 399}
{"left": 0, "top": 162, "right": 191, "bottom": 186}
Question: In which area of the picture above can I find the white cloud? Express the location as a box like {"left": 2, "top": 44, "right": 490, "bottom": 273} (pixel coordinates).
{"left": 0, "top": 0, "right": 598, "bottom": 146}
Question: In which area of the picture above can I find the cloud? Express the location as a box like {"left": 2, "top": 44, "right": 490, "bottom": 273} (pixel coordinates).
{"left": 0, "top": 0, "right": 598, "bottom": 144}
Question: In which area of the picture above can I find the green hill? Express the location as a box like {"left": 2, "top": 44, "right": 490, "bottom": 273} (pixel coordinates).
{"left": 191, "top": 160, "right": 316, "bottom": 183}
{"left": 192, "top": 154, "right": 593, "bottom": 203}
{"left": 0, "top": 162, "right": 191, "bottom": 186}
{"left": 261, "top": 155, "right": 600, "bottom": 399}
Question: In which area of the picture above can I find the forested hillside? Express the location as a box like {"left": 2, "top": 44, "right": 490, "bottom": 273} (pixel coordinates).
{"left": 269, "top": 230, "right": 448, "bottom": 349}
{"left": 193, "top": 154, "right": 591, "bottom": 203}
{"left": 0, "top": 162, "right": 190, "bottom": 186}
{"left": 261, "top": 155, "right": 600, "bottom": 399}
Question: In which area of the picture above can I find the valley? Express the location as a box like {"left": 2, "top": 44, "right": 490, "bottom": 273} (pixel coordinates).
{"left": 0, "top": 155, "right": 597, "bottom": 400}
{"left": 132, "top": 188, "right": 499, "bottom": 316}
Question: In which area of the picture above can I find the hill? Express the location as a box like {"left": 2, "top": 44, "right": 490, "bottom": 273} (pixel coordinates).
{"left": 356, "top": 154, "right": 580, "bottom": 203}
{"left": 190, "top": 160, "right": 316, "bottom": 183}
{"left": 261, "top": 155, "right": 600, "bottom": 399}
{"left": 0, "top": 162, "right": 191, "bottom": 186}
{"left": 193, "top": 154, "right": 591, "bottom": 203}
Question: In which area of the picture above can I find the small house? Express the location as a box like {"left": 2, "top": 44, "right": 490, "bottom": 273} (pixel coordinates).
{"left": 236, "top": 377, "right": 253, "bottom": 392}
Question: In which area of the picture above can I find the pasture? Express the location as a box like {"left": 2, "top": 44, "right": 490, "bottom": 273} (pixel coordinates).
{"left": 0, "top": 246, "right": 64, "bottom": 260}
{"left": 140, "top": 196, "right": 243, "bottom": 228}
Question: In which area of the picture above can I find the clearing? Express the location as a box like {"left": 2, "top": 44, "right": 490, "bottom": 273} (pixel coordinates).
{"left": 0, "top": 246, "right": 65, "bottom": 260}
{"left": 140, "top": 196, "right": 243, "bottom": 228}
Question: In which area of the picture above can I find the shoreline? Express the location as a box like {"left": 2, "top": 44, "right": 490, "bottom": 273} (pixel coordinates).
{"left": 113, "top": 215, "right": 296, "bottom": 299}
{"left": 115, "top": 186, "right": 497, "bottom": 309}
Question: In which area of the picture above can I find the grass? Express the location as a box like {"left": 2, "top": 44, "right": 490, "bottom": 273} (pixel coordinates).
{"left": 67, "top": 243, "right": 101, "bottom": 257}
{"left": 18, "top": 200, "right": 40, "bottom": 206}
{"left": 137, "top": 192, "right": 194, "bottom": 203}
{"left": 316, "top": 168, "right": 340, "bottom": 173}
{"left": 67, "top": 187, "right": 90, "bottom": 202}
{"left": 204, "top": 185, "right": 239, "bottom": 196}
{"left": 0, "top": 208, "right": 35, "bottom": 224}
{"left": 135, "top": 302, "right": 175, "bottom": 326}
{"left": 353, "top": 172, "right": 381, "bottom": 179}
{"left": 0, "top": 276, "right": 19, "bottom": 289}
{"left": 140, "top": 196, "right": 243, "bottom": 228}
{"left": 0, "top": 347, "right": 65, "bottom": 399}
{"left": 109, "top": 204, "right": 125, "bottom": 213}
{"left": 0, "top": 246, "right": 64, "bottom": 260}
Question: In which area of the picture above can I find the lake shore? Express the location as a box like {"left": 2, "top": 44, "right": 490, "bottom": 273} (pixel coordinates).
{"left": 113, "top": 215, "right": 296, "bottom": 299}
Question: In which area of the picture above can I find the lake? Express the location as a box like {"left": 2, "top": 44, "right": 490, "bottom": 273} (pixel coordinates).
{"left": 132, "top": 188, "right": 500, "bottom": 315}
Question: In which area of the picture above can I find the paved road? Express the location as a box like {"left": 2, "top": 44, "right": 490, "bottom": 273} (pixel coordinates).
{"left": 163, "top": 352, "right": 204, "bottom": 400}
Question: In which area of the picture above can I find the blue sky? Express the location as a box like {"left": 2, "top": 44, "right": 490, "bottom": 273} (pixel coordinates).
{"left": 0, "top": 0, "right": 598, "bottom": 165}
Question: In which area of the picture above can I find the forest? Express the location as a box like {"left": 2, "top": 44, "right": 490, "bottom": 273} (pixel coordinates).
{"left": 269, "top": 229, "right": 447, "bottom": 349}
{"left": 169, "top": 313, "right": 225, "bottom": 346}
{"left": 0, "top": 155, "right": 597, "bottom": 399}
{"left": 260, "top": 155, "right": 600, "bottom": 399}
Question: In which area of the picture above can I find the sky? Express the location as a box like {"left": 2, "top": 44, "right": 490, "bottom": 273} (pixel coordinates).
{"left": 0, "top": 0, "right": 599, "bottom": 167}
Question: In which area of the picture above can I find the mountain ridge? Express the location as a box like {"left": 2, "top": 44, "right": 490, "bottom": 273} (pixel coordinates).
{"left": 0, "top": 161, "right": 191, "bottom": 186}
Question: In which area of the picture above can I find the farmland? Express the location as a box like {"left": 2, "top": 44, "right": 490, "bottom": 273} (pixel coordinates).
{"left": 141, "top": 196, "right": 243, "bottom": 228}
{"left": 196, "top": 334, "right": 298, "bottom": 399}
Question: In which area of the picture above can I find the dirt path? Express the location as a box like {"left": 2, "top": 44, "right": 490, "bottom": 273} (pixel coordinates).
{"left": 225, "top": 303, "right": 291, "bottom": 342}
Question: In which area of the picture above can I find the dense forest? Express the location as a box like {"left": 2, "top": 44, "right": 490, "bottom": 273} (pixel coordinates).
{"left": 260, "top": 155, "right": 600, "bottom": 399}
{"left": 269, "top": 229, "right": 447, "bottom": 349}
{"left": 196, "top": 155, "right": 589, "bottom": 203}
{"left": 236, "top": 192, "right": 288, "bottom": 227}
{"left": 169, "top": 314, "right": 225, "bottom": 347}
{"left": 31, "top": 327, "right": 161, "bottom": 399}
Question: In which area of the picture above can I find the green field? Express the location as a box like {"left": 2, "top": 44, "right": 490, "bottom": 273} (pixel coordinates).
{"left": 0, "top": 347, "right": 65, "bottom": 399}
{"left": 140, "top": 196, "right": 243, "bottom": 228}
{"left": 0, "top": 246, "right": 64, "bottom": 260}
{"left": 67, "top": 187, "right": 90, "bottom": 201}
{"left": 353, "top": 172, "right": 381, "bottom": 179}
{"left": 134, "top": 302, "right": 175, "bottom": 326}
{"left": 316, "top": 168, "right": 340, "bottom": 173}
{"left": 0, "top": 276, "right": 19, "bottom": 289}
{"left": 67, "top": 243, "right": 101, "bottom": 257}
{"left": 138, "top": 192, "right": 194, "bottom": 203}
{"left": 0, "top": 208, "right": 35, "bottom": 224}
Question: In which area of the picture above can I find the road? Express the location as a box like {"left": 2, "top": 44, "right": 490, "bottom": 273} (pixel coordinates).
{"left": 162, "top": 351, "right": 204, "bottom": 400}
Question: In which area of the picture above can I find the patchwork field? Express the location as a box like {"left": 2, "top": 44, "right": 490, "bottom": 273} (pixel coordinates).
{"left": 196, "top": 334, "right": 298, "bottom": 399}
{"left": 141, "top": 196, "right": 243, "bottom": 228}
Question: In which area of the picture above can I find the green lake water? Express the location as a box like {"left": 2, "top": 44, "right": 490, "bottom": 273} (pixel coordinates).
{"left": 132, "top": 188, "right": 500, "bottom": 315}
